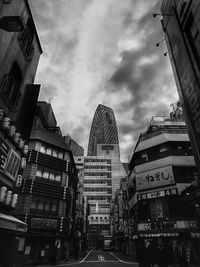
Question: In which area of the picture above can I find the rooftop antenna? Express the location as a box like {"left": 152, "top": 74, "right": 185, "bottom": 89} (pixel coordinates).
{"left": 48, "top": 97, "right": 53, "bottom": 104}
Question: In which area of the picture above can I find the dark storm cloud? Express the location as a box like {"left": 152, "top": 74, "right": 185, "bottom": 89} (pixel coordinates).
{"left": 119, "top": 123, "right": 135, "bottom": 135}
{"left": 109, "top": 0, "right": 178, "bottom": 156}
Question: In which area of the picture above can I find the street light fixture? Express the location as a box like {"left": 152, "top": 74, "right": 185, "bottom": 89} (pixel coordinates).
{"left": 156, "top": 38, "right": 165, "bottom": 47}
{"left": 0, "top": 16, "right": 24, "bottom": 32}
{"left": 153, "top": 13, "right": 173, "bottom": 18}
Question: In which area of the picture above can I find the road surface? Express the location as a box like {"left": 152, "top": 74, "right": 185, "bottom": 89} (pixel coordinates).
{"left": 55, "top": 250, "right": 138, "bottom": 267}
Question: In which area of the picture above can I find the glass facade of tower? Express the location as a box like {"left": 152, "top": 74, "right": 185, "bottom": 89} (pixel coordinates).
{"left": 87, "top": 104, "right": 119, "bottom": 156}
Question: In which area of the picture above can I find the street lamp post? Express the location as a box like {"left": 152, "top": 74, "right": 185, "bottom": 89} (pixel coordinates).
{"left": 0, "top": 16, "right": 24, "bottom": 32}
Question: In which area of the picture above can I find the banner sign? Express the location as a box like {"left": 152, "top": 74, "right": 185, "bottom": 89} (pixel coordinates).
{"left": 137, "top": 188, "right": 178, "bottom": 201}
{"left": 136, "top": 166, "right": 175, "bottom": 191}
{"left": 31, "top": 218, "right": 57, "bottom": 230}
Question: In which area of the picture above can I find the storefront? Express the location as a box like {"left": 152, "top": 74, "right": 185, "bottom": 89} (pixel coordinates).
{"left": 136, "top": 219, "right": 200, "bottom": 265}
{"left": 0, "top": 212, "right": 27, "bottom": 265}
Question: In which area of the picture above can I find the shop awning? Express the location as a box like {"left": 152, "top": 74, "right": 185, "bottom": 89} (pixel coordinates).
{"left": 0, "top": 212, "right": 27, "bottom": 232}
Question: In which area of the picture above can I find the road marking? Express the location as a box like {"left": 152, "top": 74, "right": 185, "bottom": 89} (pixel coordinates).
{"left": 81, "top": 250, "right": 93, "bottom": 263}
{"left": 109, "top": 252, "right": 138, "bottom": 265}
{"left": 98, "top": 255, "right": 105, "bottom": 261}
{"left": 84, "top": 261, "right": 119, "bottom": 263}
{"left": 54, "top": 249, "right": 93, "bottom": 266}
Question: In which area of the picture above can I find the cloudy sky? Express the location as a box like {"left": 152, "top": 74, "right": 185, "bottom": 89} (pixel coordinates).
{"left": 29, "top": 0, "right": 178, "bottom": 162}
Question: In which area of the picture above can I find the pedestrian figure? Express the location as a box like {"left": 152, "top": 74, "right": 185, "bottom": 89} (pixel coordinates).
{"left": 156, "top": 239, "right": 169, "bottom": 267}
{"left": 175, "top": 241, "right": 188, "bottom": 267}
{"left": 74, "top": 238, "right": 79, "bottom": 260}
{"left": 149, "top": 240, "right": 156, "bottom": 267}
{"left": 47, "top": 245, "right": 57, "bottom": 266}
{"left": 137, "top": 239, "right": 151, "bottom": 267}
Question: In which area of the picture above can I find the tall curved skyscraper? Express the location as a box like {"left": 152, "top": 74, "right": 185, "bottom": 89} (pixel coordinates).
{"left": 87, "top": 104, "right": 119, "bottom": 156}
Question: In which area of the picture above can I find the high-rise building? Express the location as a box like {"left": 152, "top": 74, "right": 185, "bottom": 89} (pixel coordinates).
{"left": 83, "top": 155, "right": 112, "bottom": 249}
{"left": 87, "top": 104, "right": 119, "bottom": 156}
{"left": 84, "top": 104, "right": 127, "bottom": 249}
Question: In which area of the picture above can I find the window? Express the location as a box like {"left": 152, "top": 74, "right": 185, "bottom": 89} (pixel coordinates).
{"left": 36, "top": 169, "right": 42, "bottom": 177}
{"left": 0, "top": 62, "right": 22, "bottom": 111}
{"left": 31, "top": 197, "right": 58, "bottom": 214}
{"left": 39, "top": 143, "right": 64, "bottom": 159}
{"left": 18, "top": 19, "right": 34, "bottom": 61}
{"left": 160, "top": 147, "right": 167, "bottom": 152}
{"left": 44, "top": 203, "right": 50, "bottom": 211}
{"left": 46, "top": 147, "right": 52, "bottom": 155}
{"left": 55, "top": 173, "right": 61, "bottom": 182}
{"left": 51, "top": 203, "right": 57, "bottom": 212}
{"left": 36, "top": 167, "right": 62, "bottom": 183}
{"left": 185, "top": 13, "right": 200, "bottom": 70}
{"left": 40, "top": 146, "right": 46, "bottom": 154}
{"left": 38, "top": 202, "right": 44, "bottom": 210}
{"left": 52, "top": 149, "right": 58, "bottom": 157}
{"left": 58, "top": 151, "right": 64, "bottom": 159}
{"left": 43, "top": 171, "right": 49, "bottom": 179}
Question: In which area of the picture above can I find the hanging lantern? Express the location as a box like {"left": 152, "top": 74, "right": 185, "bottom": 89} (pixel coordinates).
{"left": 23, "top": 145, "right": 29, "bottom": 155}
{"left": 18, "top": 138, "right": 24, "bottom": 149}
{"left": 13, "top": 132, "right": 20, "bottom": 144}
{"left": 9, "top": 125, "right": 16, "bottom": 137}
{"left": 0, "top": 108, "right": 4, "bottom": 121}
{"left": 2, "top": 117, "right": 10, "bottom": 130}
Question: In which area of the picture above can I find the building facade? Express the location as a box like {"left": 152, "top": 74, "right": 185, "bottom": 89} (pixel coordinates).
{"left": 87, "top": 104, "right": 119, "bottom": 156}
{"left": 83, "top": 155, "right": 112, "bottom": 249}
{"left": 110, "top": 177, "right": 130, "bottom": 254}
{"left": 15, "top": 102, "right": 78, "bottom": 264}
{"left": 161, "top": 0, "right": 200, "bottom": 178}
{"left": 128, "top": 106, "right": 200, "bottom": 264}
{"left": 86, "top": 104, "right": 126, "bottom": 248}
{"left": 0, "top": 1, "right": 42, "bottom": 265}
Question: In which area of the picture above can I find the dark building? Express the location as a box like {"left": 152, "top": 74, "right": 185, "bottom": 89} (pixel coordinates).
{"left": 128, "top": 106, "right": 200, "bottom": 264}
{"left": 64, "top": 135, "right": 84, "bottom": 156}
{"left": 15, "top": 102, "right": 78, "bottom": 264}
{"left": 87, "top": 104, "right": 119, "bottom": 156}
{"left": 161, "top": 0, "right": 200, "bottom": 179}
{"left": 0, "top": 1, "right": 42, "bottom": 266}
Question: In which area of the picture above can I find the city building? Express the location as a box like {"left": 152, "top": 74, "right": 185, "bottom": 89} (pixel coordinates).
{"left": 85, "top": 104, "right": 127, "bottom": 248}
{"left": 15, "top": 102, "right": 78, "bottom": 264}
{"left": 160, "top": 0, "right": 200, "bottom": 179}
{"left": 73, "top": 155, "right": 85, "bottom": 255}
{"left": 0, "top": 1, "right": 42, "bottom": 266}
{"left": 110, "top": 177, "right": 130, "bottom": 254}
{"left": 64, "top": 135, "right": 84, "bottom": 157}
{"left": 83, "top": 155, "right": 112, "bottom": 249}
{"left": 87, "top": 104, "right": 119, "bottom": 156}
{"left": 128, "top": 104, "right": 199, "bottom": 264}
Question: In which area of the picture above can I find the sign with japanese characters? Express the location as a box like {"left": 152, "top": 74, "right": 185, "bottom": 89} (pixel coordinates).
{"left": 30, "top": 218, "right": 57, "bottom": 230}
{"left": 0, "top": 137, "right": 9, "bottom": 172}
{"left": 5, "top": 149, "right": 20, "bottom": 181}
{"left": 136, "top": 166, "right": 175, "bottom": 191}
{"left": 137, "top": 188, "right": 178, "bottom": 201}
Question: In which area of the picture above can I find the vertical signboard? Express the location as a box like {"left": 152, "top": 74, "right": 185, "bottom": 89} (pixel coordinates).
{"left": 0, "top": 137, "right": 9, "bottom": 172}
{"left": 163, "top": 5, "right": 200, "bottom": 176}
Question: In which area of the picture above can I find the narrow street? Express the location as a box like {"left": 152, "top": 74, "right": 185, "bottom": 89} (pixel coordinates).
{"left": 54, "top": 250, "right": 138, "bottom": 267}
